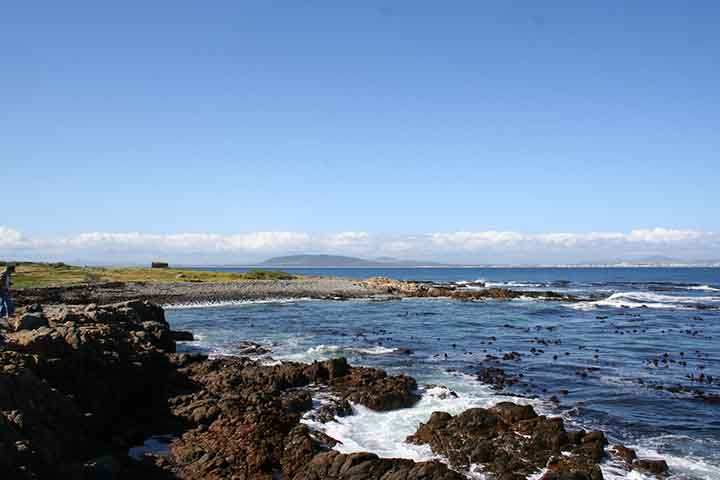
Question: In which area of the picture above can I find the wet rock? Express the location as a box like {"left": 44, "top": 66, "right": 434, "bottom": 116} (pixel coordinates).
{"left": 171, "top": 330, "right": 195, "bottom": 341}
{"left": 490, "top": 401, "right": 538, "bottom": 424}
{"left": 609, "top": 445, "right": 637, "bottom": 464}
{"left": 289, "top": 450, "right": 464, "bottom": 480}
{"left": 361, "top": 278, "right": 578, "bottom": 302}
{"left": 167, "top": 354, "right": 426, "bottom": 479}
{"left": 236, "top": 340, "right": 272, "bottom": 356}
{"left": 633, "top": 458, "right": 669, "bottom": 475}
{"left": 477, "top": 366, "right": 518, "bottom": 390}
{"left": 334, "top": 367, "right": 419, "bottom": 411}
{"left": 407, "top": 402, "right": 630, "bottom": 479}
{"left": 11, "top": 312, "right": 48, "bottom": 331}
{"left": 542, "top": 455, "right": 603, "bottom": 480}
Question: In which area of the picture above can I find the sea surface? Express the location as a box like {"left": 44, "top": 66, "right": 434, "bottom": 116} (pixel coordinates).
{"left": 167, "top": 268, "right": 720, "bottom": 479}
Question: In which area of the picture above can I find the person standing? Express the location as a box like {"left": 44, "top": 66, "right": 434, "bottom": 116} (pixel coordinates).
{"left": 0, "top": 264, "right": 15, "bottom": 317}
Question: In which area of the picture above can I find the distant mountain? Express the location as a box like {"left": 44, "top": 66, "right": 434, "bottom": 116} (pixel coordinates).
{"left": 260, "top": 254, "right": 450, "bottom": 267}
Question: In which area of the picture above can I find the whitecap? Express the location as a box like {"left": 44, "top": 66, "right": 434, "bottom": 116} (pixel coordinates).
{"left": 305, "top": 344, "right": 399, "bottom": 356}
{"left": 163, "top": 297, "right": 313, "bottom": 309}
{"left": 687, "top": 285, "right": 720, "bottom": 292}
{"left": 567, "top": 291, "right": 719, "bottom": 310}
{"left": 301, "top": 380, "right": 546, "bottom": 467}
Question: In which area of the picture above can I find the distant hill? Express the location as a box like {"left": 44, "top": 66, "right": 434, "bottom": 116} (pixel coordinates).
{"left": 260, "top": 254, "right": 450, "bottom": 267}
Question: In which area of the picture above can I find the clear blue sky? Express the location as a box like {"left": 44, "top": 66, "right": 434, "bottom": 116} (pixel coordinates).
{"left": 2, "top": 2, "right": 719, "bottom": 260}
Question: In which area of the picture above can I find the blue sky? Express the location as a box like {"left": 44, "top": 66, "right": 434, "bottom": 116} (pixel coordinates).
{"left": 2, "top": 2, "right": 719, "bottom": 263}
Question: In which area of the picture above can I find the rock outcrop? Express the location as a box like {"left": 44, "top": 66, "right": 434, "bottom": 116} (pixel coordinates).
{"left": 362, "top": 277, "right": 577, "bottom": 302}
{"left": 0, "top": 301, "right": 451, "bottom": 480}
{"left": 0, "top": 300, "right": 181, "bottom": 479}
{"left": 0, "top": 300, "right": 666, "bottom": 480}
{"left": 166, "top": 356, "right": 423, "bottom": 479}
{"left": 407, "top": 401, "right": 667, "bottom": 480}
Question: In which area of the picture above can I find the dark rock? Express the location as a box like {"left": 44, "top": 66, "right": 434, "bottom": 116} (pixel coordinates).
{"left": 407, "top": 402, "right": 622, "bottom": 479}
{"left": 490, "top": 401, "right": 537, "bottom": 424}
{"left": 171, "top": 330, "right": 195, "bottom": 341}
{"left": 0, "top": 301, "right": 178, "bottom": 478}
{"left": 235, "top": 340, "right": 272, "bottom": 356}
{"left": 289, "top": 450, "right": 464, "bottom": 480}
{"left": 633, "top": 458, "right": 669, "bottom": 475}
{"left": 610, "top": 445, "right": 637, "bottom": 463}
{"left": 11, "top": 313, "right": 48, "bottom": 331}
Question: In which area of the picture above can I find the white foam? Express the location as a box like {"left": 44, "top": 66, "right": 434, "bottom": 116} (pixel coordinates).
{"left": 306, "top": 344, "right": 399, "bottom": 356}
{"left": 568, "top": 291, "right": 719, "bottom": 310}
{"left": 261, "top": 359, "right": 283, "bottom": 366}
{"left": 302, "top": 382, "right": 545, "bottom": 467}
{"left": 628, "top": 437, "right": 720, "bottom": 480}
{"left": 687, "top": 285, "right": 720, "bottom": 292}
{"left": 485, "top": 281, "right": 545, "bottom": 288}
{"left": 163, "top": 297, "right": 313, "bottom": 309}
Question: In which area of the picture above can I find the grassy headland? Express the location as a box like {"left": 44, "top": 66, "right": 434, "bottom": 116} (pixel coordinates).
{"left": 2, "top": 262, "right": 296, "bottom": 289}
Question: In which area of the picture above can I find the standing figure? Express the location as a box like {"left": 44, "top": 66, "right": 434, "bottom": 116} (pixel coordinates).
{"left": 0, "top": 265, "right": 15, "bottom": 317}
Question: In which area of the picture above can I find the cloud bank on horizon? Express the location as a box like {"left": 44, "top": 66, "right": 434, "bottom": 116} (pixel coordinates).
{"left": 1, "top": 226, "right": 718, "bottom": 265}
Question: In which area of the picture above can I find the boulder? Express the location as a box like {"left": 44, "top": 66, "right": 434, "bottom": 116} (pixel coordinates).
{"left": 633, "top": 458, "right": 669, "bottom": 475}
{"left": 289, "top": 450, "right": 464, "bottom": 480}
{"left": 407, "top": 403, "right": 614, "bottom": 479}
{"left": 11, "top": 313, "right": 48, "bottom": 331}
{"left": 171, "top": 330, "right": 195, "bottom": 341}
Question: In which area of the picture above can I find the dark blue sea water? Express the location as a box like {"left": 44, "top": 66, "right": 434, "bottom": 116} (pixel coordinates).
{"left": 168, "top": 268, "right": 720, "bottom": 479}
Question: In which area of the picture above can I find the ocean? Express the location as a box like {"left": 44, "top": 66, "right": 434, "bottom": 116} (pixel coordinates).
{"left": 167, "top": 268, "right": 720, "bottom": 479}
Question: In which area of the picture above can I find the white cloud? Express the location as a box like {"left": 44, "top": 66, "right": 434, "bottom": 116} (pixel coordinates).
{"left": 0, "top": 225, "right": 717, "bottom": 264}
{"left": 0, "top": 227, "right": 24, "bottom": 247}
{"left": 428, "top": 229, "right": 709, "bottom": 251}
{"left": 625, "top": 228, "right": 703, "bottom": 243}
{"left": 324, "top": 232, "right": 370, "bottom": 247}
{"left": 430, "top": 231, "right": 524, "bottom": 249}
{"left": 61, "top": 231, "right": 311, "bottom": 252}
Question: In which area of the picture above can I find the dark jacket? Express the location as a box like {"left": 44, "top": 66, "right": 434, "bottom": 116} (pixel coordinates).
{"left": 0, "top": 270, "right": 10, "bottom": 293}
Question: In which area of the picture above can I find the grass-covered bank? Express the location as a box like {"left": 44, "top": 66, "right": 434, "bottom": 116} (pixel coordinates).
{"left": 1, "top": 261, "right": 296, "bottom": 288}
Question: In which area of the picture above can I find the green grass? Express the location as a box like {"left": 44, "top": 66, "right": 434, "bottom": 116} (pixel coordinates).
{"left": 2, "top": 262, "right": 296, "bottom": 288}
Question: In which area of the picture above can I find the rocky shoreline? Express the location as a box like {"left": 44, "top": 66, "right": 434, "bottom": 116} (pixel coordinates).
{"left": 13, "top": 276, "right": 580, "bottom": 308}
{"left": 0, "top": 298, "right": 670, "bottom": 480}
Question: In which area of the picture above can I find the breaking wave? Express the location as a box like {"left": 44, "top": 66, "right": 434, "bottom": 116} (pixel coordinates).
{"left": 569, "top": 291, "right": 720, "bottom": 310}
{"left": 163, "top": 297, "right": 313, "bottom": 309}
{"left": 306, "top": 344, "right": 400, "bottom": 356}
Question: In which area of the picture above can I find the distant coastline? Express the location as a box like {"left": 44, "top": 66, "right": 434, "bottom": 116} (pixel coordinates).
{"left": 230, "top": 253, "right": 720, "bottom": 269}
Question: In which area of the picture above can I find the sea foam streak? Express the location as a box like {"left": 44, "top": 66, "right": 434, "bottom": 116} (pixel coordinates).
{"left": 163, "top": 297, "right": 313, "bottom": 309}
{"left": 302, "top": 383, "right": 545, "bottom": 469}
{"left": 306, "top": 344, "right": 399, "bottom": 356}
{"left": 569, "top": 291, "right": 720, "bottom": 310}
{"left": 687, "top": 285, "right": 720, "bottom": 292}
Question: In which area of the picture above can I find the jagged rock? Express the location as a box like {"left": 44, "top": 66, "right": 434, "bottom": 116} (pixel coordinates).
{"left": 633, "top": 458, "right": 669, "bottom": 475}
{"left": 362, "top": 277, "right": 578, "bottom": 301}
{"left": 0, "top": 298, "right": 666, "bottom": 480}
{"left": 236, "top": 340, "right": 272, "bottom": 356}
{"left": 289, "top": 450, "right": 464, "bottom": 480}
{"left": 171, "top": 330, "right": 195, "bottom": 341}
{"left": 407, "top": 403, "right": 609, "bottom": 479}
{"left": 334, "top": 367, "right": 420, "bottom": 411}
{"left": 0, "top": 301, "right": 178, "bottom": 478}
{"left": 11, "top": 313, "right": 48, "bottom": 331}
{"left": 609, "top": 445, "right": 637, "bottom": 464}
